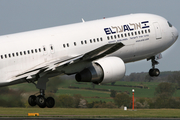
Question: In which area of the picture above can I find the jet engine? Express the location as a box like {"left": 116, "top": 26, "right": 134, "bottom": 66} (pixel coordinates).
{"left": 75, "top": 57, "right": 126, "bottom": 84}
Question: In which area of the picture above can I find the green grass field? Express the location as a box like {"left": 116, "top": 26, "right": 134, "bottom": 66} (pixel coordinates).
{"left": 57, "top": 81, "right": 157, "bottom": 98}
{"left": 0, "top": 108, "right": 180, "bottom": 118}
{"left": 56, "top": 81, "right": 180, "bottom": 99}
{"left": 3, "top": 81, "right": 180, "bottom": 118}
{"left": 8, "top": 80, "right": 180, "bottom": 102}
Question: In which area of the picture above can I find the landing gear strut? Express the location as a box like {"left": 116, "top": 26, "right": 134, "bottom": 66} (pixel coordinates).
{"left": 27, "top": 76, "right": 55, "bottom": 108}
{"left": 148, "top": 56, "right": 160, "bottom": 77}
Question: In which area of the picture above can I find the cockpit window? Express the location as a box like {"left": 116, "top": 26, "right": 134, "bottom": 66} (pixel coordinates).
{"left": 168, "top": 21, "right": 172, "bottom": 27}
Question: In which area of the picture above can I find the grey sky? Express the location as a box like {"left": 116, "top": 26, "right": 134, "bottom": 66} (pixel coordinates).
{"left": 0, "top": 0, "right": 179, "bottom": 75}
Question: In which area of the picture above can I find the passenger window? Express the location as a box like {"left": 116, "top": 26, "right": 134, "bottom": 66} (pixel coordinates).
{"left": 114, "top": 35, "right": 116, "bottom": 39}
{"left": 16, "top": 52, "right": 19, "bottom": 56}
{"left": 107, "top": 36, "right": 110, "bottom": 40}
{"left": 24, "top": 51, "right": 26, "bottom": 55}
{"left": 28, "top": 50, "right": 30, "bottom": 54}
{"left": 81, "top": 41, "right": 83, "bottom": 44}
{"left": 111, "top": 36, "right": 113, "bottom": 39}
{"left": 63, "top": 44, "right": 65, "bottom": 48}
{"left": 121, "top": 34, "right": 123, "bottom": 38}
{"left": 97, "top": 38, "right": 99, "bottom": 42}
{"left": 85, "top": 40, "right": 87, "bottom": 44}
{"left": 93, "top": 39, "right": 96, "bottom": 42}
{"left": 141, "top": 30, "right": 144, "bottom": 34}
{"left": 20, "top": 52, "right": 22, "bottom": 55}
{"left": 148, "top": 29, "right": 150, "bottom": 33}
{"left": 135, "top": 31, "right": 137, "bottom": 35}
{"left": 100, "top": 38, "right": 103, "bottom": 41}
{"left": 1, "top": 55, "right": 3, "bottom": 59}
{"left": 5, "top": 54, "right": 7, "bottom": 58}
{"left": 67, "top": 43, "right": 69, "bottom": 47}
{"left": 35, "top": 49, "right": 37, "bottom": 53}
{"left": 145, "top": 30, "right": 147, "bottom": 33}
{"left": 138, "top": 31, "right": 141, "bottom": 34}
{"left": 124, "top": 33, "right": 127, "bottom": 37}
{"left": 9, "top": 54, "right": 11, "bottom": 58}
{"left": 39, "top": 48, "right": 41, "bottom": 52}
{"left": 12, "top": 53, "right": 15, "bottom": 57}
{"left": 43, "top": 47, "right": 46, "bottom": 51}
{"left": 50, "top": 45, "right": 53, "bottom": 50}
{"left": 118, "top": 34, "right": 120, "bottom": 38}
{"left": 90, "top": 39, "right": 92, "bottom": 43}
{"left": 74, "top": 42, "right": 76, "bottom": 46}
{"left": 131, "top": 32, "right": 134, "bottom": 36}
{"left": 31, "top": 50, "right": 34, "bottom": 53}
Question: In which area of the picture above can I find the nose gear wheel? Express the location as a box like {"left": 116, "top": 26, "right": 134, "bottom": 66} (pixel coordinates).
{"left": 149, "top": 68, "right": 160, "bottom": 77}
{"left": 148, "top": 56, "right": 160, "bottom": 77}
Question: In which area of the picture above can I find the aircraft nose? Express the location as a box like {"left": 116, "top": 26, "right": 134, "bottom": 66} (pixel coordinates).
{"left": 172, "top": 26, "right": 179, "bottom": 41}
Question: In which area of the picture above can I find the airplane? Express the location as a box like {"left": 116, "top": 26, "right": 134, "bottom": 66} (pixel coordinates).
{"left": 0, "top": 13, "right": 178, "bottom": 108}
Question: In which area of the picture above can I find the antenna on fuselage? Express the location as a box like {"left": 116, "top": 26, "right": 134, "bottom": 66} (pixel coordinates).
{"left": 82, "top": 18, "right": 85, "bottom": 23}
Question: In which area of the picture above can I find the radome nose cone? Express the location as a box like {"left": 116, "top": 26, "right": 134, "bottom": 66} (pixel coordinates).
{"left": 173, "top": 27, "right": 179, "bottom": 40}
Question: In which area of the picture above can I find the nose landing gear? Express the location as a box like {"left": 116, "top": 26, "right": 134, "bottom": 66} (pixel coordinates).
{"left": 148, "top": 56, "right": 160, "bottom": 77}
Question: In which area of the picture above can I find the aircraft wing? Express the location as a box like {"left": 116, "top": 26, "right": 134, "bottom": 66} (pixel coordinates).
{"left": 12, "top": 42, "right": 124, "bottom": 81}
{"left": 82, "top": 42, "right": 124, "bottom": 61}
{"left": 44, "top": 42, "right": 124, "bottom": 72}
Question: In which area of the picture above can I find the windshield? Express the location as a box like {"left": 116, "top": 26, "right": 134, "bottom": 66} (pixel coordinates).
{"left": 168, "top": 21, "right": 172, "bottom": 27}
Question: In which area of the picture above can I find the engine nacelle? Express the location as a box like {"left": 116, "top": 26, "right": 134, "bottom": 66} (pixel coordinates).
{"left": 75, "top": 57, "right": 126, "bottom": 84}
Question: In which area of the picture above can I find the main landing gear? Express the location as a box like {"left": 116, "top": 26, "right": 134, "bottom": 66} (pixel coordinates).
{"left": 28, "top": 90, "right": 55, "bottom": 108}
{"left": 148, "top": 56, "right": 160, "bottom": 77}
{"left": 27, "top": 76, "right": 55, "bottom": 108}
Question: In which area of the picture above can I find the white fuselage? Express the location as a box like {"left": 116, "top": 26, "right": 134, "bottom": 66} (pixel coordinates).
{"left": 0, "top": 13, "right": 178, "bottom": 85}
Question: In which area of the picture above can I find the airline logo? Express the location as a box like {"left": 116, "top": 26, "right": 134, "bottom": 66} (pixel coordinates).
{"left": 104, "top": 21, "right": 149, "bottom": 35}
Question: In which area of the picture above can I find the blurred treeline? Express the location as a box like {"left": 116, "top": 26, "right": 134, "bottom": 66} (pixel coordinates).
{"left": 123, "top": 71, "right": 180, "bottom": 84}
{"left": 0, "top": 71, "right": 180, "bottom": 108}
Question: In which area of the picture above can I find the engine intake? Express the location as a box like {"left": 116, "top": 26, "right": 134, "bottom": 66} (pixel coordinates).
{"left": 75, "top": 57, "right": 126, "bottom": 84}
{"left": 75, "top": 63, "right": 103, "bottom": 83}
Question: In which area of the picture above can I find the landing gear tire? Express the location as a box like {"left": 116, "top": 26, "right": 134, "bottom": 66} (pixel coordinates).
{"left": 148, "top": 56, "right": 160, "bottom": 77}
{"left": 28, "top": 95, "right": 37, "bottom": 106}
{"left": 149, "top": 68, "right": 160, "bottom": 77}
{"left": 149, "top": 69, "right": 154, "bottom": 77}
{"left": 36, "top": 95, "right": 46, "bottom": 108}
{"left": 46, "top": 97, "right": 55, "bottom": 108}
{"left": 154, "top": 68, "right": 160, "bottom": 76}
